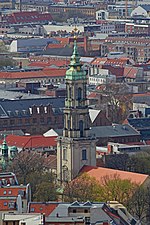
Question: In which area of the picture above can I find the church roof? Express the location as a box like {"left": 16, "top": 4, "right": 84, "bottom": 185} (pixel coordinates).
{"left": 81, "top": 165, "right": 149, "bottom": 185}
{"left": 90, "top": 124, "right": 140, "bottom": 138}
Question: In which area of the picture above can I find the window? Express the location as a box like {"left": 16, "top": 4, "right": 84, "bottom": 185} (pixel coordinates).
{"left": 40, "top": 117, "right": 44, "bottom": 123}
{"left": 3, "top": 120, "right": 8, "bottom": 126}
{"left": 4, "top": 202, "right": 7, "bottom": 206}
{"left": 82, "top": 149, "right": 87, "bottom": 160}
{"left": 25, "top": 118, "right": 30, "bottom": 124}
{"left": 18, "top": 119, "right": 22, "bottom": 125}
{"left": 47, "top": 117, "right": 51, "bottom": 124}
{"left": 31, "top": 208, "right": 34, "bottom": 212}
{"left": 79, "top": 120, "right": 83, "bottom": 137}
{"left": 8, "top": 202, "right": 15, "bottom": 209}
{"left": 33, "top": 118, "right": 37, "bottom": 124}
{"left": 73, "top": 209, "right": 76, "bottom": 213}
{"left": 8, "top": 191, "right": 12, "bottom": 195}
{"left": 18, "top": 190, "right": 25, "bottom": 197}
{"left": 78, "top": 87, "right": 82, "bottom": 100}
{"left": 63, "top": 148, "right": 67, "bottom": 160}
{"left": 10, "top": 119, "right": 15, "bottom": 125}
{"left": 84, "top": 209, "right": 88, "bottom": 213}
{"left": 2, "top": 179, "right": 7, "bottom": 185}
{"left": 3, "top": 191, "right": 7, "bottom": 195}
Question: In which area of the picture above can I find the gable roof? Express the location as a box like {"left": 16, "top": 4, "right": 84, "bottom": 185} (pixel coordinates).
{"left": 0, "top": 97, "right": 65, "bottom": 118}
{"left": 0, "top": 68, "right": 66, "bottom": 80}
{"left": 90, "top": 124, "right": 140, "bottom": 138}
{"left": 4, "top": 11, "right": 53, "bottom": 24}
{"left": 0, "top": 135, "right": 57, "bottom": 149}
{"left": 124, "top": 67, "right": 138, "bottom": 79}
{"left": 81, "top": 165, "right": 149, "bottom": 185}
{"left": 140, "top": 4, "right": 150, "bottom": 12}
{"left": 28, "top": 202, "right": 59, "bottom": 217}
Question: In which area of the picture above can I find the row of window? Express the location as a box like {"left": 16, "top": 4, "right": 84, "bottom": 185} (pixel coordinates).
{"left": 2, "top": 117, "right": 53, "bottom": 126}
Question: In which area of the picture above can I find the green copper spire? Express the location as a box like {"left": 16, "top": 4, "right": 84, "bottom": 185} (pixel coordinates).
{"left": 66, "top": 40, "right": 86, "bottom": 81}
{"left": 70, "top": 40, "right": 80, "bottom": 66}
{"left": 2, "top": 135, "right": 8, "bottom": 158}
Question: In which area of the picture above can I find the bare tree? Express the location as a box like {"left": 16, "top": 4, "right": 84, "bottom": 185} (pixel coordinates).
{"left": 97, "top": 83, "right": 133, "bottom": 123}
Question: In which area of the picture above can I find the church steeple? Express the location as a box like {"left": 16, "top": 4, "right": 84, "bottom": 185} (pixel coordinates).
{"left": 2, "top": 135, "right": 8, "bottom": 158}
{"left": 57, "top": 38, "right": 96, "bottom": 182}
{"left": 66, "top": 40, "right": 86, "bottom": 81}
{"left": 63, "top": 39, "right": 89, "bottom": 139}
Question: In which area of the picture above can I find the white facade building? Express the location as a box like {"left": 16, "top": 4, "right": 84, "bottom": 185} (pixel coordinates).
{"left": 89, "top": 73, "right": 116, "bottom": 86}
{"left": 96, "top": 10, "right": 109, "bottom": 20}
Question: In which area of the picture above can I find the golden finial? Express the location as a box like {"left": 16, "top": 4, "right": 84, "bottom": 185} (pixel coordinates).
{"left": 72, "top": 26, "right": 79, "bottom": 40}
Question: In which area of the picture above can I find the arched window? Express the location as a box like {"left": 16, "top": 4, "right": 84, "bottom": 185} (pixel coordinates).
{"left": 79, "top": 120, "right": 83, "bottom": 137}
{"left": 69, "top": 87, "right": 72, "bottom": 98}
{"left": 78, "top": 87, "right": 82, "bottom": 100}
{"left": 63, "top": 148, "right": 67, "bottom": 160}
{"left": 67, "top": 119, "right": 71, "bottom": 129}
{"left": 82, "top": 149, "right": 87, "bottom": 160}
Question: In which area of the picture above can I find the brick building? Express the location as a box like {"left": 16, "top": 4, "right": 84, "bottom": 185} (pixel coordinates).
{"left": 125, "top": 23, "right": 150, "bottom": 36}
{"left": 0, "top": 98, "right": 64, "bottom": 135}
{"left": 100, "top": 37, "right": 150, "bottom": 63}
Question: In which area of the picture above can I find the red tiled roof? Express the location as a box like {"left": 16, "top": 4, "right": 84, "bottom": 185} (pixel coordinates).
{"left": 0, "top": 186, "right": 26, "bottom": 198}
{"left": 87, "top": 92, "right": 98, "bottom": 98}
{"left": 133, "top": 92, "right": 150, "bottom": 97}
{"left": 55, "top": 37, "right": 69, "bottom": 44}
{"left": 0, "top": 135, "right": 57, "bottom": 149}
{"left": 91, "top": 58, "right": 107, "bottom": 65}
{"left": 126, "top": 142, "right": 145, "bottom": 146}
{"left": 47, "top": 43, "right": 66, "bottom": 49}
{"left": 29, "top": 202, "right": 59, "bottom": 217}
{"left": 0, "top": 68, "right": 66, "bottom": 79}
{"left": 102, "top": 65, "right": 124, "bottom": 77}
{"left": 28, "top": 60, "right": 69, "bottom": 68}
{"left": 145, "top": 140, "right": 150, "bottom": 145}
{"left": 81, "top": 165, "right": 149, "bottom": 185}
{"left": 124, "top": 67, "right": 138, "bottom": 79}
{"left": 92, "top": 57, "right": 134, "bottom": 68}
{"left": 4, "top": 11, "right": 52, "bottom": 24}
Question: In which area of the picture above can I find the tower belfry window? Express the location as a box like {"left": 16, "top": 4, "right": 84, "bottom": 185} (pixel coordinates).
{"left": 78, "top": 87, "right": 82, "bottom": 100}
{"left": 79, "top": 120, "right": 83, "bottom": 137}
{"left": 69, "top": 87, "right": 72, "bottom": 98}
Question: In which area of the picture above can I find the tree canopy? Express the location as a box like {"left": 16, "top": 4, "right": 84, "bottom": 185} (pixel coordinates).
{"left": 63, "top": 173, "right": 138, "bottom": 205}
{"left": 9, "top": 151, "right": 58, "bottom": 201}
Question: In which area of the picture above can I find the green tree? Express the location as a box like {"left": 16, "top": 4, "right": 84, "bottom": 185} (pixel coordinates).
{"left": 63, "top": 173, "right": 103, "bottom": 202}
{"left": 101, "top": 174, "right": 139, "bottom": 206}
{"left": 34, "top": 181, "right": 58, "bottom": 202}
{"left": 63, "top": 173, "right": 138, "bottom": 204}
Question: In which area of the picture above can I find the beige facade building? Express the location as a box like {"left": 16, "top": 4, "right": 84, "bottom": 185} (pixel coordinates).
{"left": 57, "top": 41, "right": 97, "bottom": 182}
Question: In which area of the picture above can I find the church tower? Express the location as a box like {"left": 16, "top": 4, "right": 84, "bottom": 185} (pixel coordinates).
{"left": 57, "top": 40, "right": 96, "bottom": 182}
